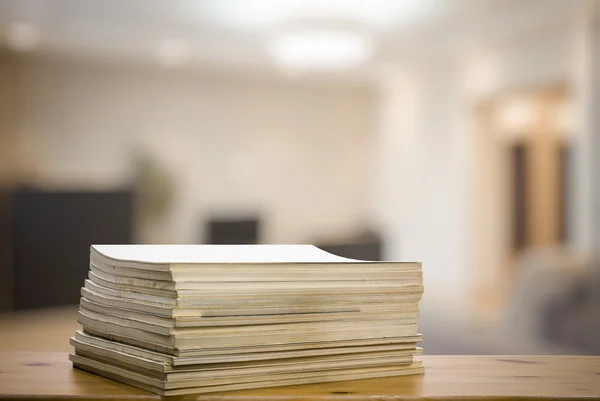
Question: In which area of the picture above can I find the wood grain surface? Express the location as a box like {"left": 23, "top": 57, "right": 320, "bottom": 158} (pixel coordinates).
{"left": 0, "top": 352, "right": 598, "bottom": 400}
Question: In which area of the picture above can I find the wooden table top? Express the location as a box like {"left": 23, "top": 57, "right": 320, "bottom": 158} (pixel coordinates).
{"left": 0, "top": 352, "right": 598, "bottom": 400}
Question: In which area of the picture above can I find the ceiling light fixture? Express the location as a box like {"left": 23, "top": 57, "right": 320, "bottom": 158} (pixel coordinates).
{"left": 4, "top": 22, "right": 40, "bottom": 52}
{"left": 268, "top": 29, "right": 371, "bottom": 71}
{"left": 157, "top": 38, "right": 191, "bottom": 67}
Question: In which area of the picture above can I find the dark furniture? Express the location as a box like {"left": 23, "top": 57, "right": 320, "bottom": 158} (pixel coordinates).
{"left": 316, "top": 231, "right": 383, "bottom": 261}
{"left": 206, "top": 217, "right": 260, "bottom": 245}
{"left": 1, "top": 188, "right": 134, "bottom": 310}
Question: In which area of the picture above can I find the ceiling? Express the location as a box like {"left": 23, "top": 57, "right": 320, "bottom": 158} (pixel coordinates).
{"left": 0, "top": 0, "right": 577, "bottom": 74}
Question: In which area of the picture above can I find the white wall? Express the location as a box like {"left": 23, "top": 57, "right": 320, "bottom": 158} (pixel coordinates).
{"left": 4, "top": 56, "right": 376, "bottom": 244}
{"left": 575, "top": 0, "right": 600, "bottom": 254}
{"left": 371, "top": 63, "right": 472, "bottom": 305}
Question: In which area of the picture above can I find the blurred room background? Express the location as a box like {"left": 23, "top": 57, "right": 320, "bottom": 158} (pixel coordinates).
{"left": 0, "top": 0, "right": 599, "bottom": 355}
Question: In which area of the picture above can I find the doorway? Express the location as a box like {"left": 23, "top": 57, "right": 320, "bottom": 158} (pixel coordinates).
{"left": 473, "top": 86, "right": 572, "bottom": 307}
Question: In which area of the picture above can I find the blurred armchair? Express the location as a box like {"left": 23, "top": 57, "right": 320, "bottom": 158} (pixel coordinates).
{"left": 502, "top": 247, "right": 600, "bottom": 354}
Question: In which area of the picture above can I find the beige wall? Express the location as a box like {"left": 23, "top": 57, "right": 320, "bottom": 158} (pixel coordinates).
{"left": 2, "top": 56, "right": 376, "bottom": 244}
{"left": 0, "top": 55, "right": 17, "bottom": 184}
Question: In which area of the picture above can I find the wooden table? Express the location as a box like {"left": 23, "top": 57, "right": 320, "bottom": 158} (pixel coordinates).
{"left": 0, "top": 352, "right": 598, "bottom": 400}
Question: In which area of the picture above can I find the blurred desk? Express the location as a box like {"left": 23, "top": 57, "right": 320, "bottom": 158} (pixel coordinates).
{"left": 0, "top": 353, "right": 598, "bottom": 400}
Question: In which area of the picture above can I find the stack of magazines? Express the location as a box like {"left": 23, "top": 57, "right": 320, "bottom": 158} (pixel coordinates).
{"left": 70, "top": 244, "right": 423, "bottom": 395}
